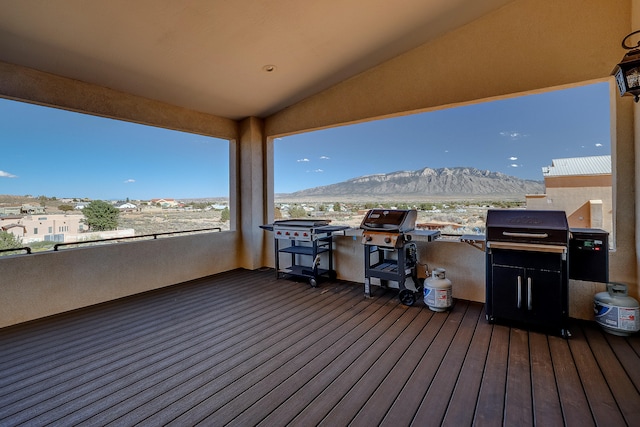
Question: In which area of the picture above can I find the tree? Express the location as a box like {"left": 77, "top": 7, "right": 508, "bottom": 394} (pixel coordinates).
{"left": 58, "top": 204, "right": 74, "bottom": 212}
{"left": 82, "top": 200, "right": 120, "bottom": 231}
{"left": 288, "top": 205, "right": 307, "bottom": 218}
{"left": 220, "top": 207, "right": 230, "bottom": 222}
{"left": 0, "top": 230, "right": 22, "bottom": 253}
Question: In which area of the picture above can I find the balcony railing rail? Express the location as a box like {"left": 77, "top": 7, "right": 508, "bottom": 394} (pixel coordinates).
{"left": 0, "top": 247, "right": 31, "bottom": 255}
{"left": 0, "top": 228, "right": 222, "bottom": 256}
{"left": 53, "top": 227, "right": 222, "bottom": 251}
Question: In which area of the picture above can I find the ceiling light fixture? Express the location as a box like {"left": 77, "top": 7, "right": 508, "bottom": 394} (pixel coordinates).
{"left": 262, "top": 64, "right": 277, "bottom": 73}
{"left": 612, "top": 30, "right": 640, "bottom": 102}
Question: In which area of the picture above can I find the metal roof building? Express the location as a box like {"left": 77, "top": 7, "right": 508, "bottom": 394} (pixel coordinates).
{"left": 542, "top": 155, "right": 612, "bottom": 177}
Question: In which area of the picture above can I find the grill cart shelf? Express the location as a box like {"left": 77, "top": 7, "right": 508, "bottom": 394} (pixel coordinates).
{"left": 261, "top": 220, "right": 348, "bottom": 287}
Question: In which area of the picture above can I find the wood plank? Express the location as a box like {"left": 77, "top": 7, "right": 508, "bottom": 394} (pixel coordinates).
{"left": 245, "top": 297, "right": 417, "bottom": 425}
{"left": 0, "top": 269, "right": 637, "bottom": 427}
{"left": 529, "top": 331, "right": 563, "bottom": 426}
{"left": 604, "top": 332, "right": 640, "bottom": 392}
{"left": 441, "top": 305, "right": 493, "bottom": 427}
{"left": 473, "top": 324, "right": 510, "bottom": 426}
{"left": 2, "top": 275, "right": 346, "bottom": 425}
{"left": 504, "top": 328, "right": 533, "bottom": 426}
{"left": 1, "top": 273, "right": 320, "bottom": 424}
{"left": 0, "top": 272, "right": 300, "bottom": 403}
{"left": 314, "top": 307, "right": 428, "bottom": 426}
{"left": 302, "top": 303, "right": 447, "bottom": 427}
{"left": 569, "top": 323, "right": 626, "bottom": 426}
{"left": 379, "top": 300, "right": 470, "bottom": 426}
{"left": 547, "top": 334, "right": 594, "bottom": 426}
{"left": 411, "top": 303, "right": 483, "bottom": 425}
{"left": 65, "top": 282, "right": 364, "bottom": 426}
{"left": 257, "top": 295, "right": 407, "bottom": 427}
{"left": 113, "top": 286, "right": 388, "bottom": 426}
{"left": 583, "top": 324, "right": 640, "bottom": 426}
{"left": 199, "top": 294, "right": 409, "bottom": 426}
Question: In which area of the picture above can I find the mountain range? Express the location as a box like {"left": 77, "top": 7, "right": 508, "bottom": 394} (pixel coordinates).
{"left": 281, "top": 167, "right": 544, "bottom": 200}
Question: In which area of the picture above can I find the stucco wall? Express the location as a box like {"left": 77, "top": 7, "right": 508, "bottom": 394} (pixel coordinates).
{"left": 0, "top": 232, "right": 239, "bottom": 328}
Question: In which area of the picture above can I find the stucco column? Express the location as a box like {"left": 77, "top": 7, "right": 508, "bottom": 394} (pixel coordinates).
{"left": 633, "top": 0, "right": 640, "bottom": 298}
{"left": 238, "top": 116, "right": 267, "bottom": 269}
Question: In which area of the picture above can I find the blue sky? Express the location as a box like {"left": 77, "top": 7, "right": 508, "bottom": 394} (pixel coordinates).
{"left": 275, "top": 82, "right": 612, "bottom": 193}
{"left": 0, "top": 100, "right": 229, "bottom": 200}
{"left": 1, "top": 82, "right": 611, "bottom": 199}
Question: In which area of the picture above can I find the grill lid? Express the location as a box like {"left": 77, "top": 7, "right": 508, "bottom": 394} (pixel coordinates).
{"left": 360, "top": 209, "right": 417, "bottom": 232}
{"left": 273, "top": 219, "right": 330, "bottom": 228}
{"left": 486, "top": 209, "right": 569, "bottom": 245}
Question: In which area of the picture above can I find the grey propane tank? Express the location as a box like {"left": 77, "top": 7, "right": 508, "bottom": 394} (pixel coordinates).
{"left": 594, "top": 283, "right": 639, "bottom": 336}
{"left": 423, "top": 268, "right": 452, "bottom": 312}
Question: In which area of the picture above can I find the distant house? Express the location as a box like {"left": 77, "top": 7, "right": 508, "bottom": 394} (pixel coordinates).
{"left": 0, "top": 205, "right": 46, "bottom": 215}
{"left": 526, "top": 155, "right": 612, "bottom": 234}
{"left": 150, "top": 198, "right": 179, "bottom": 208}
{"left": 117, "top": 202, "right": 137, "bottom": 211}
{"left": 1, "top": 223, "right": 27, "bottom": 240}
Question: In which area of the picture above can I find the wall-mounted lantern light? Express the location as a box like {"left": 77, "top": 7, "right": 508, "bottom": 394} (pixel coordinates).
{"left": 612, "top": 30, "right": 640, "bottom": 102}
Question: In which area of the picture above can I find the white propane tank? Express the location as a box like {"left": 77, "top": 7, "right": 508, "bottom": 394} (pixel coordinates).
{"left": 424, "top": 268, "right": 452, "bottom": 312}
{"left": 594, "top": 283, "right": 640, "bottom": 336}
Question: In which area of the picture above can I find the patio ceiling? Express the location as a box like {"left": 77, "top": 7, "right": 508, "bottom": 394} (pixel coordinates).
{"left": 0, "top": 0, "right": 514, "bottom": 120}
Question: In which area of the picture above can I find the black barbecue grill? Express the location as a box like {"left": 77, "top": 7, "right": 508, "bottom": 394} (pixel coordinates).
{"left": 361, "top": 209, "right": 421, "bottom": 306}
{"left": 485, "top": 209, "right": 570, "bottom": 337}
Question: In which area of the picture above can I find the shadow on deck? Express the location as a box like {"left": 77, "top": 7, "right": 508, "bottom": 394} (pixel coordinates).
{"left": 1, "top": 268, "right": 639, "bottom": 426}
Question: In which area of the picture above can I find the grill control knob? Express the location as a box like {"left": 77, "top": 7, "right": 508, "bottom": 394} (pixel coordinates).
{"left": 384, "top": 237, "right": 391, "bottom": 243}
{"left": 365, "top": 236, "right": 372, "bottom": 241}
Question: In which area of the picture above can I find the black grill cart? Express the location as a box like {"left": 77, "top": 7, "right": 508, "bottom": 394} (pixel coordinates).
{"left": 260, "top": 219, "right": 349, "bottom": 287}
{"left": 485, "top": 209, "right": 570, "bottom": 337}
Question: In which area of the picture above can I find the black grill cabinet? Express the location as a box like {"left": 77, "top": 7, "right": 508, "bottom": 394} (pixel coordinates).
{"left": 569, "top": 228, "right": 609, "bottom": 283}
{"left": 485, "top": 210, "right": 570, "bottom": 337}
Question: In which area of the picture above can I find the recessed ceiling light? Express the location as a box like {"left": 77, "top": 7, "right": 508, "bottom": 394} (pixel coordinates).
{"left": 262, "top": 64, "right": 277, "bottom": 73}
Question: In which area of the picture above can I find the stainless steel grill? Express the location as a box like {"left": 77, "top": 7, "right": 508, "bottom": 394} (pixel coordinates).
{"left": 360, "top": 209, "right": 420, "bottom": 306}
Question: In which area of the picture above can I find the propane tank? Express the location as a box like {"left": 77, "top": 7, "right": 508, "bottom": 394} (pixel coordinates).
{"left": 594, "top": 283, "right": 640, "bottom": 336}
{"left": 423, "top": 268, "right": 452, "bottom": 312}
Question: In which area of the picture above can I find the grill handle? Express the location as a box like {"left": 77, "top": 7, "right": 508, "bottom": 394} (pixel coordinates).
{"left": 502, "top": 231, "right": 549, "bottom": 239}
{"left": 517, "top": 276, "right": 522, "bottom": 309}
{"left": 527, "top": 277, "right": 533, "bottom": 311}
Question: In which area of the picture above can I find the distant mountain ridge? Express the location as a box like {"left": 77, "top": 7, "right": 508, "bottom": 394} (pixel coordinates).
{"left": 285, "top": 167, "right": 544, "bottom": 198}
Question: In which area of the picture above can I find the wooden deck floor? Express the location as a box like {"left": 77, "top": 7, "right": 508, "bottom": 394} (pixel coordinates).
{"left": 1, "top": 268, "right": 639, "bottom": 426}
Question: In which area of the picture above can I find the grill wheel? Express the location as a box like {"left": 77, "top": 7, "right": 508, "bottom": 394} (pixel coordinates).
{"left": 399, "top": 289, "right": 416, "bottom": 306}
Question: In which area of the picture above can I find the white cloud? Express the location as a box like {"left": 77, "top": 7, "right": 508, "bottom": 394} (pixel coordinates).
{"left": 595, "top": 143, "right": 603, "bottom": 147}
{"left": 124, "top": 179, "right": 136, "bottom": 183}
{"left": 297, "top": 158, "right": 310, "bottom": 162}
{"left": 509, "top": 164, "right": 520, "bottom": 168}
{"left": 509, "top": 156, "right": 518, "bottom": 161}
{"left": 500, "top": 131, "right": 527, "bottom": 140}
{"left": 319, "top": 156, "right": 330, "bottom": 160}
{"left": 0, "top": 170, "right": 17, "bottom": 178}
{"left": 314, "top": 169, "right": 324, "bottom": 173}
